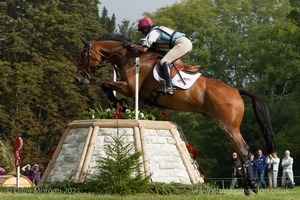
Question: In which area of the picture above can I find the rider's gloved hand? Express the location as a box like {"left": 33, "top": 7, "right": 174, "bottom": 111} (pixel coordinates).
{"left": 124, "top": 41, "right": 133, "bottom": 48}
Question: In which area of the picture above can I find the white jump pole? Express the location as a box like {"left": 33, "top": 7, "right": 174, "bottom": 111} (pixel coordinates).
{"left": 113, "top": 65, "right": 117, "bottom": 96}
{"left": 135, "top": 58, "right": 140, "bottom": 120}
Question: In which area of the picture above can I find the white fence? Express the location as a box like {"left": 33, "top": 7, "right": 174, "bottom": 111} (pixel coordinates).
{"left": 207, "top": 176, "right": 300, "bottom": 189}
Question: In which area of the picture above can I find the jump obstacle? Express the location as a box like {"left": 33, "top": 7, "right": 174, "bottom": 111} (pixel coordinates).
{"left": 40, "top": 119, "right": 204, "bottom": 184}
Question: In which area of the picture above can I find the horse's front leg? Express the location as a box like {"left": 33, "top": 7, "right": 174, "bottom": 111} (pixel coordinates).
{"left": 101, "top": 81, "right": 133, "bottom": 111}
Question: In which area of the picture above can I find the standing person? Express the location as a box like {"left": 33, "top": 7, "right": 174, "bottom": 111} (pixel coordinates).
{"left": 250, "top": 153, "right": 258, "bottom": 181}
{"left": 22, "top": 164, "right": 34, "bottom": 181}
{"left": 266, "top": 151, "right": 280, "bottom": 188}
{"left": 281, "top": 150, "right": 295, "bottom": 188}
{"left": 134, "top": 17, "right": 193, "bottom": 95}
{"left": 230, "top": 152, "right": 242, "bottom": 189}
{"left": 255, "top": 149, "right": 267, "bottom": 188}
{"left": 32, "top": 164, "right": 41, "bottom": 186}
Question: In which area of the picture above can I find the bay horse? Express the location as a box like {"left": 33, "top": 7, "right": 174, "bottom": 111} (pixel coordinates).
{"left": 75, "top": 34, "right": 275, "bottom": 195}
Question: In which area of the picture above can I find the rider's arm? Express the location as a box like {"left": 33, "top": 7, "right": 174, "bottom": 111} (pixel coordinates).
{"left": 132, "top": 44, "right": 149, "bottom": 52}
{"left": 133, "top": 29, "right": 160, "bottom": 52}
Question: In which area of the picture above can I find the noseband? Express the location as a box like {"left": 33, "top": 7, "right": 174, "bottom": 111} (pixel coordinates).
{"left": 78, "top": 41, "right": 124, "bottom": 78}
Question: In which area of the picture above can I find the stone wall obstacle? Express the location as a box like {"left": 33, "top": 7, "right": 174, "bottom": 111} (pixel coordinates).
{"left": 40, "top": 119, "right": 204, "bottom": 185}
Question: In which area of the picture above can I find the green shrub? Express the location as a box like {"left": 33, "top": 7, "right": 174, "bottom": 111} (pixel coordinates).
{"left": 94, "top": 132, "right": 151, "bottom": 194}
{"left": 0, "top": 137, "right": 15, "bottom": 173}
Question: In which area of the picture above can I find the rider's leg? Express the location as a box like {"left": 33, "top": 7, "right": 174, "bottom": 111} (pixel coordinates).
{"left": 158, "top": 37, "right": 192, "bottom": 95}
{"left": 160, "top": 61, "right": 174, "bottom": 95}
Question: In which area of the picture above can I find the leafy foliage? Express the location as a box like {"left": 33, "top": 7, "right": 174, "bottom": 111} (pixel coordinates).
{"left": 80, "top": 106, "right": 168, "bottom": 121}
{"left": 146, "top": 0, "right": 300, "bottom": 179}
{"left": 0, "top": 137, "right": 15, "bottom": 173}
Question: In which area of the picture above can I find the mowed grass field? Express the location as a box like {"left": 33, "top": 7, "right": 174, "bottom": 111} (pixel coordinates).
{"left": 0, "top": 187, "right": 299, "bottom": 200}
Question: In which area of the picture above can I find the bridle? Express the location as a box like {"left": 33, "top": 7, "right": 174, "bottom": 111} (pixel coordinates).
{"left": 78, "top": 41, "right": 125, "bottom": 79}
{"left": 77, "top": 40, "right": 160, "bottom": 80}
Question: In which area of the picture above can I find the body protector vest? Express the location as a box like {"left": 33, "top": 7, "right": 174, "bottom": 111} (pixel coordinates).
{"left": 141, "top": 26, "right": 185, "bottom": 48}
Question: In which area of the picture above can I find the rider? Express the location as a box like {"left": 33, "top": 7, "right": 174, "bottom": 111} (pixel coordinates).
{"left": 134, "top": 17, "right": 193, "bottom": 95}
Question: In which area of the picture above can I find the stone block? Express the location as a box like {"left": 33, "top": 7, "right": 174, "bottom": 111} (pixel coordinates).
{"left": 164, "top": 156, "right": 182, "bottom": 163}
{"left": 156, "top": 130, "right": 171, "bottom": 137}
{"left": 159, "top": 163, "right": 176, "bottom": 170}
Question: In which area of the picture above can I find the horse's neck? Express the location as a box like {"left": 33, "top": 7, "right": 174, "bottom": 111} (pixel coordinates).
{"left": 119, "top": 52, "right": 158, "bottom": 76}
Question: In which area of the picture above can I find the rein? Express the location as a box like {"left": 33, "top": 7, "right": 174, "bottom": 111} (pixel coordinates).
{"left": 79, "top": 40, "right": 163, "bottom": 79}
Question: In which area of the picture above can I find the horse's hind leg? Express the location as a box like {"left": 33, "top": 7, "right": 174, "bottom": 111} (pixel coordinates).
{"left": 212, "top": 104, "right": 258, "bottom": 195}
{"left": 216, "top": 121, "right": 258, "bottom": 195}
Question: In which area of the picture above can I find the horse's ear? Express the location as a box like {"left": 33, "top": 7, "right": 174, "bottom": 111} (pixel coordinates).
{"left": 80, "top": 37, "right": 89, "bottom": 47}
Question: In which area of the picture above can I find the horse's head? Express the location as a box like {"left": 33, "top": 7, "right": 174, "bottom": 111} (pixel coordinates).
{"left": 75, "top": 34, "right": 136, "bottom": 84}
{"left": 75, "top": 38, "right": 105, "bottom": 84}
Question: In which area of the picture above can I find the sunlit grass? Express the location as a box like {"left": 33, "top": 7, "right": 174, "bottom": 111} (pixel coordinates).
{"left": 0, "top": 186, "right": 299, "bottom": 200}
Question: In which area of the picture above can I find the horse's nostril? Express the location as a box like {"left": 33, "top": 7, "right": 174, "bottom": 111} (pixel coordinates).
{"left": 74, "top": 77, "right": 80, "bottom": 83}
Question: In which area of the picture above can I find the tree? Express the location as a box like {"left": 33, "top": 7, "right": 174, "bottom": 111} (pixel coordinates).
{"left": 118, "top": 19, "right": 137, "bottom": 37}
{"left": 0, "top": 0, "right": 109, "bottom": 166}
{"left": 100, "top": 7, "right": 116, "bottom": 33}
{"left": 96, "top": 133, "right": 150, "bottom": 194}
{"left": 142, "top": 0, "right": 300, "bottom": 180}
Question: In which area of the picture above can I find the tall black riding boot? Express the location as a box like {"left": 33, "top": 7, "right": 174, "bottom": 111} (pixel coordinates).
{"left": 158, "top": 62, "right": 174, "bottom": 95}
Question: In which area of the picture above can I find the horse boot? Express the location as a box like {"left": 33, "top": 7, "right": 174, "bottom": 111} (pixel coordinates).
{"left": 157, "top": 62, "right": 174, "bottom": 95}
{"left": 245, "top": 162, "right": 258, "bottom": 194}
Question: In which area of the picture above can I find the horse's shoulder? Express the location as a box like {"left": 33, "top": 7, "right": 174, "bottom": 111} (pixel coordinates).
{"left": 140, "top": 49, "right": 164, "bottom": 59}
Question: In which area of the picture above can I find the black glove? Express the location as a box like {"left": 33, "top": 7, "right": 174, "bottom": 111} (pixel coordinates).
{"left": 124, "top": 41, "right": 133, "bottom": 48}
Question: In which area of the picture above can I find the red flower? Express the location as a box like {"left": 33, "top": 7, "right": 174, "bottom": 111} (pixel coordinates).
{"left": 49, "top": 146, "right": 57, "bottom": 157}
{"left": 186, "top": 144, "right": 198, "bottom": 160}
{"left": 112, "top": 111, "right": 125, "bottom": 119}
{"left": 161, "top": 111, "right": 168, "bottom": 119}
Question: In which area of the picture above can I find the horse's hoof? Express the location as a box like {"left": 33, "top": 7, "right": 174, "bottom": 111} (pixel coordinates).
{"left": 252, "top": 185, "right": 258, "bottom": 194}
{"left": 244, "top": 188, "right": 252, "bottom": 196}
{"left": 252, "top": 188, "right": 258, "bottom": 194}
{"left": 250, "top": 181, "right": 258, "bottom": 194}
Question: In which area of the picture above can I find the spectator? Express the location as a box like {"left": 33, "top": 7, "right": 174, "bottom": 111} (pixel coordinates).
{"left": 22, "top": 164, "right": 34, "bottom": 181}
{"left": 230, "top": 152, "right": 242, "bottom": 189}
{"left": 250, "top": 153, "right": 258, "bottom": 180}
{"left": 266, "top": 151, "right": 280, "bottom": 188}
{"left": 255, "top": 149, "right": 267, "bottom": 188}
{"left": 281, "top": 150, "right": 295, "bottom": 188}
{"left": 32, "top": 164, "right": 41, "bottom": 186}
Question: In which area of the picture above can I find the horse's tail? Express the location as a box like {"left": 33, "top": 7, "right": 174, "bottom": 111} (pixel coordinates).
{"left": 239, "top": 89, "right": 275, "bottom": 154}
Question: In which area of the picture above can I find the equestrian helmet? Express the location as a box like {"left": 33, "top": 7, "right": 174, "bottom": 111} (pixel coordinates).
{"left": 138, "top": 18, "right": 154, "bottom": 31}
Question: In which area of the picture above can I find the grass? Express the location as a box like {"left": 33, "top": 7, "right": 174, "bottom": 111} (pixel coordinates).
{"left": 0, "top": 187, "right": 299, "bottom": 200}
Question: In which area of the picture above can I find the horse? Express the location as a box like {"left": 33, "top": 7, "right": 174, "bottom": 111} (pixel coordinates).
{"left": 75, "top": 33, "right": 275, "bottom": 195}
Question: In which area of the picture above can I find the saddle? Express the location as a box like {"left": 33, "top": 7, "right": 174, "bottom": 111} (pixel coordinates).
{"left": 157, "top": 59, "right": 201, "bottom": 78}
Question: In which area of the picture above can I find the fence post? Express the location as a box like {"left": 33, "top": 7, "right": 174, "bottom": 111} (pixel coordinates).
{"left": 135, "top": 57, "right": 140, "bottom": 120}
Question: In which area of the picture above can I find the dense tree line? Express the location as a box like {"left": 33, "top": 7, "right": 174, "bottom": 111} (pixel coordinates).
{"left": 0, "top": 0, "right": 112, "bottom": 166}
{"left": 148, "top": 0, "right": 300, "bottom": 180}
{"left": 0, "top": 0, "right": 299, "bottom": 183}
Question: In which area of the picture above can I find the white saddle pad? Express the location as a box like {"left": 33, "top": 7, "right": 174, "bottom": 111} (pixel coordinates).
{"left": 153, "top": 64, "right": 201, "bottom": 89}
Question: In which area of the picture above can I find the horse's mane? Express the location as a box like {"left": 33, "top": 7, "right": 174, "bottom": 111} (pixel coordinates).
{"left": 96, "top": 33, "right": 132, "bottom": 42}
{"left": 96, "top": 33, "right": 165, "bottom": 56}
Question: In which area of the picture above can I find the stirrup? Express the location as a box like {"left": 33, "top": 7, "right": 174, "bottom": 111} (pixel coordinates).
{"left": 157, "top": 86, "right": 174, "bottom": 95}
{"left": 166, "top": 87, "right": 174, "bottom": 95}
